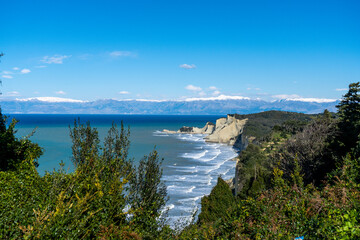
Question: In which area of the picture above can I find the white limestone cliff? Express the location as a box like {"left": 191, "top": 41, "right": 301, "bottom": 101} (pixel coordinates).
{"left": 204, "top": 115, "right": 247, "bottom": 148}
{"left": 163, "top": 115, "right": 248, "bottom": 149}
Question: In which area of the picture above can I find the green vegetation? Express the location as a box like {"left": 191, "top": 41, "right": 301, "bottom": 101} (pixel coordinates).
{"left": 197, "top": 177, "right": 236, "bottom": 224}
{"left": 336, "top": 82, "right": 360, "bottom": 158}
{"left": 180, "top": 82, "right": 360, "bottom": 239}
{"left": 0, "top": 111, "right": 43, "bottom": 171}
{"left": 1, "top": 81, "right": 360, "bottom": 239}
{"left": 232, "top": 110, "right": 313, "bottom": 141}
{"left": 236, "top": 144, "right": 272, "bottom": 198}
{"left": 0, "top": 116, "right": 171, "bottom": 239}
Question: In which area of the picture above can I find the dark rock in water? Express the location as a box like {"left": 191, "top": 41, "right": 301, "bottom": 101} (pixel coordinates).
{"left": 179, "top": 126, "right": 194, "bottom": 132}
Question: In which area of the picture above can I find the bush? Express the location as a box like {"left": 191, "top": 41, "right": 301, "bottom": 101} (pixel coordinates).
{"left": 198, "top": 177, "right": 236, "bottom": 224}
{"left": 181, "top": 158, "right": 360, "bottom": 239}
{"left": 235, "top": 144, "right": 272, "bottom": 198}
{"left": 0, "top": 118, "right": 172, "bottom": 239}
{"left": 0, "top": 109, "right": 42, "bottom": 171}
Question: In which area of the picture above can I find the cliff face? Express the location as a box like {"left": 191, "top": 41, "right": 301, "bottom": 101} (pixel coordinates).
{"left": 163, "top": 114, "right": 252, "bottom": 194}
{"left": 164, "top": 115, "right": 249, "bottom": 149}
{"left": 204, "top": 115, "right": 248, "bottom": 149}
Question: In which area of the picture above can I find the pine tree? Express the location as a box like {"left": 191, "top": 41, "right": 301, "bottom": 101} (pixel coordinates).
{"left": 336, "top": 82, "right": 360, "bottom": 157}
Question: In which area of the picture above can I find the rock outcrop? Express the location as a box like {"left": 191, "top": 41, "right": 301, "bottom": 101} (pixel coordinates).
{"left": 163, "top": 115, "right": 248, "bottom": 149}
{"left": 204, "top": 115, "right": 247, "bottom": 149}
{"left": 163, "top": 122, "right": 215, "bottom": 135}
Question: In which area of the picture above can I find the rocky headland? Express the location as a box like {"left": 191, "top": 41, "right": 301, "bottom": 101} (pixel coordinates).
{"left": 163, "top": 111, "right": 313, "bottom": 195}
{"left": 163, "top": 114, "right": 249, "bottom": 150}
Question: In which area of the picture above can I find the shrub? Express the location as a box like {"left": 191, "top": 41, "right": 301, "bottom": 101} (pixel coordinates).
{"left": 198, "top": 177, "right": 236, "bottom": 224}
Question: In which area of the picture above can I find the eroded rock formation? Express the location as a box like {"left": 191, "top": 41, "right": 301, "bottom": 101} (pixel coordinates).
{"left": 163, "top": 115, "right": 248, "bottom": 149}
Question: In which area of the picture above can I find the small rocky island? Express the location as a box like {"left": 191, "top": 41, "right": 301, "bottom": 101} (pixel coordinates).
{"left": 163, "top": 115, "right": 249, "bottom": 150}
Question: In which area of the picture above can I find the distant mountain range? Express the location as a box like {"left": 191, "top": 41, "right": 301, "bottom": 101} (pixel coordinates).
{"left": 0, "top": 96, "right": 339, "bottom": 114}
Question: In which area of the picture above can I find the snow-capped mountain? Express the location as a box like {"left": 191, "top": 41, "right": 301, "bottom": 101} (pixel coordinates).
{"left": 0, "top": 96, "right": 339, "bottom": 114}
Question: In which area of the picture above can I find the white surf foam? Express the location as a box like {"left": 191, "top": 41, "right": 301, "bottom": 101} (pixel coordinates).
{"left": 167, "top": 165, "right": 198, "bottom": 173}
{"left": 167, "top": 185, "right": 197, "bottom": 194}
{"left": 200, "top": 149, "right": 221, "bottom": 162}
{"left": 221, "top": 166, "right": 235, "bottom": 177}
{"left": 166, "top": 204, "right": 175, "bottom": 210}
{"left": 156, "top": 129, "right": 238, "bottom": 228}
{"left": 152, "top": 130, "right": 170, "bottom": 137}
{"left": 178, "top": 195, "right": 203, "bottom": 203}
{"left": 176, "top": 134, "right": 205, "bottom": 142}
{"left": 181, "top": 150, "right": 208, "bottom": 159}
{"left": 185, "top": 186, "right": 196, "bottom": 193}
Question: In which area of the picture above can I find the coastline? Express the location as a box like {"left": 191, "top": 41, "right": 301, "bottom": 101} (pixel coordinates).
{"left": 155, "top": 131, "right": 238, "bottom": 225}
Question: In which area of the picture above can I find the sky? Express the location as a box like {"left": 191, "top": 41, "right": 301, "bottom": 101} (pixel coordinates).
{"left": 1, "top": 0, "right": 359, "bottom": 102}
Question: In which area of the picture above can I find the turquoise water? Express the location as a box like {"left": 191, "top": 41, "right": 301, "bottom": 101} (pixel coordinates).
{"left": 13, "top": 114, "right": 238, "bottom": 224}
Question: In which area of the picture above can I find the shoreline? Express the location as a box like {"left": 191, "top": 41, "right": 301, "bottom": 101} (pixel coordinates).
{"left": 156, "top": 131, "right": 238, "bottom": 225}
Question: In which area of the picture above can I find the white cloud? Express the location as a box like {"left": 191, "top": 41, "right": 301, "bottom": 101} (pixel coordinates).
{"left": 6, "top": 91, "right": 20, "bottom": 96}
{"left": 16, "top": 97, "right": 86, "bottom": 103}
{"left": 20, "top": 68, "right": 31, "bottom": 74}
{"left": 198, "top": 91, "right": 206, "bottom": 96}
{"left": 2, "top": 75, "right": 13, "bottom": 79}
{"left": 41, "top": 55, "right": 71, "bottom": 64}
{"left": 13, "top": 67, "right": 19, "bottom": 70}
{"left": 2, "top": 71, "right": 13, "bottom": 74}
{"left": 35, "top": 65, "right": 47, "bottom": 68}
{"left": 55, "top": 90, "right": 66, "bottom": 95}
{"left": 110, "top": 51, "right": 136, "bottom": 57}
{"left": 179, "top": 64, "right": 196, "bottom": 69}
{"left": 185, "top": 84, "right": 202, "bottom": 91}
{"left": 185, "top": 94, "right": 251, "bottom": 102}
{"left": 336, "top": 88, "right": 347, "bottom": 91}
{"left": 209, "top": 86, "right": 217, "bottom": 90}
{"left": 118, "top": 91, "right": 130, "bottom": 95}
{"left": 212, "top": 90, "right": 221, "bottom": 96}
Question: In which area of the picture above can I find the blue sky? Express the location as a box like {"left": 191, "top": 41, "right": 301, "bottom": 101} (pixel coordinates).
{"left": 1, "top": 0, "right": 359, "bottom": 102}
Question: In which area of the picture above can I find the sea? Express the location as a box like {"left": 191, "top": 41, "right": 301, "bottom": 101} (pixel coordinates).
{"left": 12, "top": 114, "right": 239, "bottom": 225}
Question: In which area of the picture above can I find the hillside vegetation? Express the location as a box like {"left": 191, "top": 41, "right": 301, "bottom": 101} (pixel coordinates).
{"left": 179, "top": 82, "right": 360, "bottom": 239}
{"left": 232, "top": 110, "right": 314, "bottom": 141}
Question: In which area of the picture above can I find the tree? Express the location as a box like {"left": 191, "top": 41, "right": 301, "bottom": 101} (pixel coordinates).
{"left": 336, "top": 82, "right": 360, "bottom": 158}
{"left": 0, "top": 52, "right": 3, "bottom": 95}
{"left": 198, "top": 177, "right": 236, "bottom": 224}
{"left": 235, "top": 143, "right": 271, "bottom": 197}
{"left": 69, "top": 119, "right": 100, "bottom": 167}
{"left": 102, "top": 122, "right": 132, "bottom": 177}
{"left": 129, "top": 150, "right": 168, "bottom": 233}
{"left": 69, "top": 120, "right": 168, "bottom": 235}
{"left": 277, "top": 111, "right": 337, "bottom": 185}
{"left": 0, "top": 109, "right": 43, "bottom": 171}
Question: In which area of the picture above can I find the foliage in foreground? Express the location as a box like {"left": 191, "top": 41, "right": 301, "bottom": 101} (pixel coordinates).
{"left": 197, "top": 177, "right": 236, "bottom": 224}
{"left": 0, "top": 110, "right": 43, "bottom": 171}
{"left": 0, "top": 118, "right": 172, "bottom": 239}
{"left": 180, "top": 158, "right": 360, "bottom": 239}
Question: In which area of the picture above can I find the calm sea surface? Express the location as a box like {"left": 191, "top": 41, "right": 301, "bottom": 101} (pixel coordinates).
{"left": 12, "top": 114, "right": 238, "bottom": 224}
